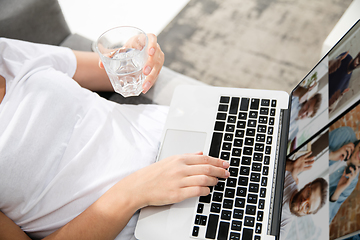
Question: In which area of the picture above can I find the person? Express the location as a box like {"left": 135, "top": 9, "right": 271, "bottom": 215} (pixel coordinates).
{"left": 280, "top": 152, "right": 328, "bottom": 239}
{"left": 328, "top": 126, "right": 360, "bottom": 223}
{"left": 328, "top": 51, "right": 360, "bottom": 110}
{"left": 288, "top": 84, "right": 322, "bottom": 147}
{"left": 0, "top": 37, "right": 230, "bottom": 240}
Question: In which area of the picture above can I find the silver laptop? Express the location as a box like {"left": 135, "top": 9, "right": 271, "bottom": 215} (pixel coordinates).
{"left": 136, "top": 20, "right": 360, "bottom": 240}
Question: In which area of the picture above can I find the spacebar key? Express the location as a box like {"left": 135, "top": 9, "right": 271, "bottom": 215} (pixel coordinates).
{"left": 205, "top": 214, "right": 219, "bottom": 239}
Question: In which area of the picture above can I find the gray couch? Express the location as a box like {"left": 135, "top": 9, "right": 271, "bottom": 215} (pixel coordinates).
{"left": 0, "top": 0, "right": 205, "bottom": 106}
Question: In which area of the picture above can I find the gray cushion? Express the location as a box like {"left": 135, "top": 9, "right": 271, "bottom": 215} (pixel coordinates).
{"left": 0, "top": 0, "right": 71, "bottom": 45}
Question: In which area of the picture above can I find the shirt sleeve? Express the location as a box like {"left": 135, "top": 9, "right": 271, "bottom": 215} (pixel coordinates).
{"left": 0, "top": 38, "right": 77, "bottom": 82}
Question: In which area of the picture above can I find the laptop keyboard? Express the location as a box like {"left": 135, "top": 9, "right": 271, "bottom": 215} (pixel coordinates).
{"left": 191, "top": 96, "right": 277, "bottom": 240}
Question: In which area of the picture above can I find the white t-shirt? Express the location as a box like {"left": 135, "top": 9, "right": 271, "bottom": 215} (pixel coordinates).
{"left": 0, "top": 38, "right": 168, "bottom": 239}
{"left": 280, "top": 171, "right": 298, "bottom": 240}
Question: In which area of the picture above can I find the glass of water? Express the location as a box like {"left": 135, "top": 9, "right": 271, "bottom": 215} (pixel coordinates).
{"left": 95, "top": 26, "right": 148, "bottom": 97}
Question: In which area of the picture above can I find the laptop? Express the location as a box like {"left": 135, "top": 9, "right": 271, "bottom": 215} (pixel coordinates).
{"left": 135, "top": 19, "right": 360, "bottom": 240}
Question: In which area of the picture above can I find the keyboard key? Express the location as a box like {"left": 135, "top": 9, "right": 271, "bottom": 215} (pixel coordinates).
{"left": 235, "top": 130, "right": 245, "bottom": 138}
{"left": 217, "top": 112, "right": 227, "bottom": 120}
{"left": 244, "top": 216, "right": 255, "bottom": 227}
{"left": 245, "top": 205, "right": 256, "bottom": 215}
{"left": 230, "top": 97, "right": 240, "bottom": 114}
{"left": 240, "top": 166, "right": 250, "bottom": 176}
{"left": 215, "top": 181, "right": 225, "bottom": 191}
{"left": 194, "top": 215, "right": 201, "bottom": 224}
{"left": 213, "top": 192, "right": 223, "bottom": 202}
{"left": 255, "top": 143, "right": 264, "bottom": 152}
{"left": 257, "top": 211, "right": 264, "bottom": 221}
{"left": 268, "top": 127, "right": 273, "bottom": 135}
{"left": 211, "top": 202, "right": 221, "bottom": 213}
{"left": 249, "top": 111, "right": 258, "bottom": 118}
{"left": 255, "top": 223, "right": 262, "bottom": 234}
{"left": 221, "top": 210, "right": 232, "bottom": 220}
{"left": 230, "top": 232, "right": 241, "bottom": 240}
{"left": 263, "top": 166, "right": 269, "bottom": 176}
{"left": 250, "top": 99, "right": 259, "bottom": 110}
{"left": 247, "top": 194, "right": 258, "bottom": 204}
{"left": 256, "top": 134, "right": 265, "bottom": 142}
{"left": 271, "top": 99, "right": 277, "bottom": 107}
{"left": 231, "top": 220, "right": 242, "bottom": 231}
{"left": 240, "top": 98, "right": 249, "bottom": 111}
{"left": 206, "top": 214, "right": 219, "bottom": 239}
{"left": 230, "top": 158, "right": 240, "bottom": 167}
{"left": 234, "top": 139, "right": 243, "bottom": 147}
{"left": 238, "top": 112, "right": 247, "bottom": 120}
{"left": 224, "top": 133, "right": 234, "bottom": 141}
{"left": 225, "top": 188, "right": 235, "bottom": 198}
{"left": 223, "top": 199, "right": 234, "bottom": 209}
{"left": 209, "top": 132, "right": 223, "bottom": 158}
{"left": 229, "top": 167, "right": 239, "bottom": 177}
{"left": 199, "top": 194, "right": 211, "bottom": 203}
{"left": 242, "top": 228, "right": 253, "bottom": 240}
{"left": 237, "top": 121, "right": 246, "bottom": 129}
{"left": 235, "top": 198, "right": 245, "bottom": 208}
{"left": 266, "top": 136, "right": 272, "bottom": 144}
{"left": 200, "top": 215, "right": 207, "bottom": 225}
{"left": 237, "top": 187, "right": 247, "bottom": 197}
{"left": 270, "top": 108, "right": 276, "bottom": 116}
{"left": 261, "top": 99, "right": 270, "bottom": 106}
{"left": 228, "top": 115, "right": 237, "bottom": 123}
{"left": 257, "top": 125, "right": 267, "bottom": 133}
{"left": 244, "top": 137, "right": 254, "bottom": 146}
{"left": 255, "top": 235, "right": 261, "bottom": 240}
{"left": 265, "top": 146, "right": 271, "bottom": 155}
{"left": 252, "top": 162, "right": 262, "bottom": 172}
{"left": 259, "top": 108, "right": 269, "bottom": 115}
{"left": 226, "top": 124, "right": 235, "bottom": 132}
{"left": 258, "top": 199, "right": 265, "bottom": 209}
{"left": 253, "top": 153, "right": 263, "bottom": 162}
{"left": 218, "top": 221, "right": 230, "bottom": 240}
{"left": 249, "top": 183, "right": 259, "bottom": 193}
{"left": 269, "top": 117, "right": 275, "bottom": 125}
{"left": 227, "top": 178, "right": 237, "bottom": 187}
{"left": 232, "top": 148, "right": 241, "bottom": 157}
{"left": 250, "top": 173, "right": 260, "bottom": 182}
{"left": 243, "top": 147, "right": 253, "bottom": 156}
{"left": 220, "top": 96, "right": 230, "bottom": 103}
{"left": 241, "top": 156, "right": 251, "bottom": 165}
{"left": 260, "top": 188, "right": 266, "bottom": 198}
{"left": 258, "top": 116, "right": 268, "bottom": 124}
{"left": 220, "top": 152, "right": 230, "bottom": 160}
{"left": 238, "top": 176, "right": 248, "bottom": 186}
{"left": 246, "top": 128, "right": 255, "bottom": 136}
{"left": 222, "top": 142, "right": 232, "bottom": 151}
{"left": 261, "top": 177, "right": 268, "bottom": 186}
{"left": 233, "top": 209, "right": 244, "bottom": 219}
{"left": 219, "top": 104, "right": 228, "bottom": 112}
{"left": 192, "top": 226, "right": 199, "bottom": 237}
{"left": 197, "top": 203, "right": 204, "bottom": 213}
{"left": 264, "top": 156, "right": 270, "bottom": 165}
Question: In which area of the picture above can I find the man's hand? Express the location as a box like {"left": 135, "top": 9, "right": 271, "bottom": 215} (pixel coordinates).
{"left": 286, "top": 151, "right": 315, "bottom": 184}
{"left": 329, "top": 142, "right": 354, "bottom": 161}
{"left": 329, "top": 52, "right": 348, "bottom": 74}
{"left": 331, "top": 165, "right": 359, "bottom": 201}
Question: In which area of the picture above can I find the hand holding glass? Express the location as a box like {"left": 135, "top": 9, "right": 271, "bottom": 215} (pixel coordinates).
{"left": 96, "top": 26, "right": 148, "bottom": 97}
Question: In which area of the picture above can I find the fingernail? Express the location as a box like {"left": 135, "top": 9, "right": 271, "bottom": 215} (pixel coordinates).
{"left": 149, "top": 47, "right": 155, "bottom": 56}
{"left": 144, "top": 66, "right": 151, "bottom": 75}
{"left": 225, "top": 171, "right": 230, "bottom": 177}
{"left": 223, "top": 161, "right": 230, "bottom": 168}
{"left": 142, "top": 81, "right": 151, "bottom": 93}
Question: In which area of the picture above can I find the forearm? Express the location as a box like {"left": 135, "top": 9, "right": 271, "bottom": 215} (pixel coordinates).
{"left": 45, "top": 180, "right": 141, "bottom": 240}
{"left": 72, "top": 51, "right": 113, "bottom": 92}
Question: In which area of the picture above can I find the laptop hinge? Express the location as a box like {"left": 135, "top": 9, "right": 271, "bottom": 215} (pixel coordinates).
{"left": 268, "top": 108, "right": 290, "bottom": 238}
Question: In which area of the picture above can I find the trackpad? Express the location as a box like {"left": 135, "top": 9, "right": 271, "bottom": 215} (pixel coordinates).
{"left": 158, "top": 129, "right": 207, "bottom": 160}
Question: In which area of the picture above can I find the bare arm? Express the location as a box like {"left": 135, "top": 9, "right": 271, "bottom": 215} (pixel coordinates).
{"left": 0, "top": 154, "right": 229, "bottom": 240}
{"left": 72, "top": 34, "right": 164, "bottom": 94}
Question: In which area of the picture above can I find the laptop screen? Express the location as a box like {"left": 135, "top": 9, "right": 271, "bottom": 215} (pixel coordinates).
{"left": 281, "top": 20, "right": 360, "bottom": 240}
